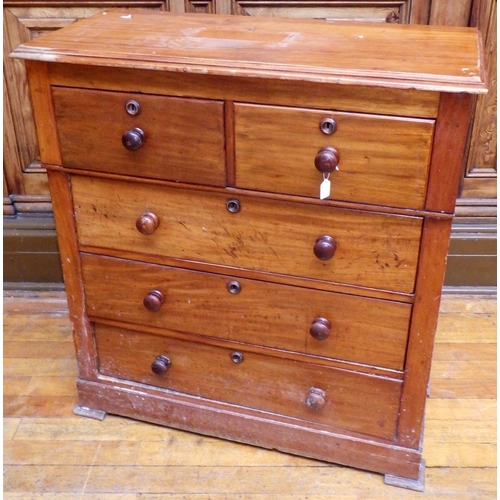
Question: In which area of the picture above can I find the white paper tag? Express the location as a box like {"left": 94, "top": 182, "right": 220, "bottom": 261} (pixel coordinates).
{"left": 319, "top": 178, "right": 331, "bottom": 200}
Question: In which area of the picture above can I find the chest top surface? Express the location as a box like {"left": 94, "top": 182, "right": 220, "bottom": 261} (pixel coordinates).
{"left": 12, "top": 10, "right": 486, "bottom": 93}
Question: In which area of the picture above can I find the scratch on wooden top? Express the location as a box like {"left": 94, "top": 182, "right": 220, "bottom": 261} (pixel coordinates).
{"left": 10, "top": 10, "right": 488, "bottom": 94}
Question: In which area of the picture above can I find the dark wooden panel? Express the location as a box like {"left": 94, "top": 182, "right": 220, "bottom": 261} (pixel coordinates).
{"left": 3, "top": 220, "right": 63, "bottom": 283}
{"left": 52, "top": 87, "right": 226, "bottom": 187}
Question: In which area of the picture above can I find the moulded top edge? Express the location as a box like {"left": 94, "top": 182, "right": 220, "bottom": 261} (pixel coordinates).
{"left": 10, "top": 10, "right": 488, "bottom": 95}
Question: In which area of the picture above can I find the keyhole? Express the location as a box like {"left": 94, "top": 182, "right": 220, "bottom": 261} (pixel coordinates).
{"left": 230, "top": 351, "right": 244, "bottom": 363}
{"left": 125, "top": 99, "right": 141, "bottom": 116}
{"left": 319, "top": 117, "right": 337, "bottom": 135}
{"left": 227, "top": 280, "right": 242, "bottom": 294}
{"left": 226, "top": 199, "right": 241, "bottom": 213}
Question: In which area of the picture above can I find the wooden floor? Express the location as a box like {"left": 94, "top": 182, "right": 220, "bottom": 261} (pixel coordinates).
{"left": 3, "top": 291, "right": 497, "bottom": 499}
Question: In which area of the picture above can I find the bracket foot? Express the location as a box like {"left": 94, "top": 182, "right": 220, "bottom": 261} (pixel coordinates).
{"left": 73, "top": 405, "right": 107, "bottom": 421}
{"left": 384, "top": 460, "right": 425, "bottom": 492}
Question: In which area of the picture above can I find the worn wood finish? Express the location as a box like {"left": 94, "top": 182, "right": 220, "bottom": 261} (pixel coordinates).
{"left": 12, "top": 11, "right": 487, "bottom": 490}
{"left": 3, "top": 292, "right": 496, "bottom": 496}
{"left": 49, "top": 63, "right": 441, "bottom": 118}
{"left": 81, "top": 253, "right": 412, "bottom": 370}
{"left": 425, "top": 92, "right": 475, "bottom": 213}
{"left": 95, "top": 323, "right": 402, "bottom": 440}
{"left": 4, "top": 2, "right": 495, "bottom": 293}
{"left": 24, "top": 61, "right": 60, "bottom": 166}
{"left": 46, "top": 170, "right": 97, "bottom": 381}
{"left": 77, "top": 241, "right": 416, "bottom": 304}
{"left": 24, "top": 59, "right": 98, "bottom": 381}
{"left": 397, "top": 218, "right": 453, "bottom": 448}
{"left": 12, "top": 11, "right": 487, "bottom": 93}
{"left": 234, "top": 103, "right": 434, "bottom": 209}
{"left": 52, "top": 86, "right": 226, "bottom": 187}
{"left": 71, "top": 175, "right": 423, "bottom": 293}
{"left": 46, "top": 163, "right": 455, "bottom": 221}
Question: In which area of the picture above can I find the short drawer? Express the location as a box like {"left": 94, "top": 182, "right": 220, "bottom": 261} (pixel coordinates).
{"left": 234, "top": 103, "right": 434, "bottom": 209}
{"left": 95, "top": 323, "right": 402, "bottom": 440}
{"left": 82, "top": 253, "right": 411, "bottom": 370}
{"left": 52, "top": 87, "right": 226, "bottom": 186}
{"left": 72, "top": 176, "right": 423, "bottom": 294}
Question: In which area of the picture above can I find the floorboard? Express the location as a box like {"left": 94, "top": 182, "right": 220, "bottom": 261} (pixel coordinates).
{"left": 3, "top": 291, "right": 497, "bottom": 498}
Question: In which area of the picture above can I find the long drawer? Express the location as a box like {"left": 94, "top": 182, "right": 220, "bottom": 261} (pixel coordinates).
{"left": 72, "top": 176, "right": 423, "bottom": 293}
{"left": 81, "top": 253, "right": 411, "bottom": 370}
{"left": 95, "top": 323, "right": 402, "bottom": 441}
{"left": 234, "top": 103, "right": 434, "bottom": 209}
{"left": 52, "top": 87, "right": 226, "bottom": 186}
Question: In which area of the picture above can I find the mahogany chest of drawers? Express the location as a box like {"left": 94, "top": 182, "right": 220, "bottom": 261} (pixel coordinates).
{"left": 13, "top": 11, "right": 486, "bottom": 490}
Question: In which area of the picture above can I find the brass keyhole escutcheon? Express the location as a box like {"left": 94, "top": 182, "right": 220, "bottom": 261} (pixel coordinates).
{"left": 226, "top": 199, "right": 241, "bottom": 213}
{"left": 319, "top": 117, "right": 337, "bottom": 135}
{"left": 230, "top": 351, "right": 244, "bottom": 364}
{"left": 227, "top": 280, "right": 242, "bottom": 294}
{"left": 125, "top": 99, "right": 141, "bottom": 116}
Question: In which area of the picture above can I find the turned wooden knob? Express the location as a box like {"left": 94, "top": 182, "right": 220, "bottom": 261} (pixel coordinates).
{"left": 151, "top": 355, "right": 171, "bottom": 375}
{"left": 136, "top": 212, "right": 159, "bottom": 235}
{"left": 313, "top": 235, "right": 337, "bottom": 260}
{"left": 305, "top": 387, "right": 326, "bottom": 410}
{"left": 314, "top": 146, "right": 339, "bottom": 173}
{"left": 122, "top": 127, "right": 145, "bottom": 151}
{"left": 143, "top": 290, "right": 165, "bottom": 312}
{"left": 310, "top": 317, "right": 331, "bottom": 340}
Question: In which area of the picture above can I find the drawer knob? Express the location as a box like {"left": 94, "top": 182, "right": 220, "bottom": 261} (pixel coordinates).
{"left": 136, "top": 211, "right": 159, "bottom": 235}
{"left": 313, "top": 235, "right": 337, "bottom": 261}
{"left": 319, "top": 117, "right": 337, "bottom": 135}
{"left": 306, "top": 387, "right": 326, "bottom": 411}
{"left": 151, "top": 355, "right": 171, "bottom": 375}
{"left": 122, "top": 127, "right": 145, "bottom": 151}
{"left": 310, "top": 317, "right": 331, "bottom": 341}
{"left": 314, "top": 146, "right": 339, "bottom": 173}
{"left": 143, "top": 290, "right": 165, "bottom": 312}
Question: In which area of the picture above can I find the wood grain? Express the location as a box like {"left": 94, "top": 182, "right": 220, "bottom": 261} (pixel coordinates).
{"left": 425, "top": 92, "right": 475, "bottom": 213}
{"left": 95, "top": 322, "right": 402, "bottom": 441}
{"left": 11, "top": 10, "right": 487, "bottom": 93}
{"left": 81, "top": 253, "right": 412, "bottom": 370}
{"left": 52, "top": 86, "right": 226, "bottom": 187}
{"left": 396, "top": 218, "right": 453, "bottom": 449}
{"left": 49, "top": 63, "right": 441, "bottom": 119}
{"left": 46, "top": 170, "right": 97, "bottom": 381}
{"left": 466, "top": 0, "right": 497, "bottom": 179}
{"left": 71, "top": 176, "right": 423, "bottom": 293}
{"left": 3, "top": 291, "right": 496, "bottom": 497}
{"left": 24, "top": 60, "right": 60, "bottom": 165}
{"left": 11, "top": 11, "right": 490, "bottom": 491}
{"left": 234, "top": 103, "right": 434, "bottom": 209}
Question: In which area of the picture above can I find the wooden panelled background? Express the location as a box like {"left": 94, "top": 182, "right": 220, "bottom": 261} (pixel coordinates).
{"left": 3, "top": 0, "right": 496, "bottom": 290}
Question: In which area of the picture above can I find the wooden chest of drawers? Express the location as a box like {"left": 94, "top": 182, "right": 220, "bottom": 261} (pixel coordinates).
{"left": 13, "top": 11, "right": 486, "bottom": 491}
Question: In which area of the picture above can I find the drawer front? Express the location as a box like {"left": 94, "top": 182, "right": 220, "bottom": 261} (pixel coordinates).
{"left": 82, "top": 253, "right": 411, "bottom": 370}
{"left": 52, "top": 87, "right": 226, "bottom": 186}
{"left": 95, "top": 323, "right": 402, "bottom": 440}
{"left": 72, "top": 176, "right": 423, "bottom": 293}
{"left": 234, "top": 104, "right": 434, "bottom": 209}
